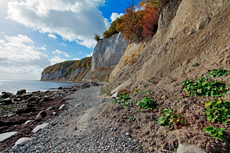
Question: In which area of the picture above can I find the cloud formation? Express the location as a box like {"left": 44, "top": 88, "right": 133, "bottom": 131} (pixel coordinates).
{"left": 50, "top": 56, "right": 65, "bottom": 65}
{"left": 48, "top": 34, "right": 57, "bottom": 39}
{"left": 110, "top": 12, "right": 124, "bottom": 21}
{"left": 7, "top": 0, "right": 107, "bottom": 48}
{"left": 52, "top": 49, "right": 70, "bottom": 57}
{"left": 0, "top": 34, "right": 51, "bottom": 79}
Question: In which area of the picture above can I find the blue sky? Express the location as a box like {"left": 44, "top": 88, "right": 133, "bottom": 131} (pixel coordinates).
{"left": 0, "top": 0, "right": 139, "bottom": 80}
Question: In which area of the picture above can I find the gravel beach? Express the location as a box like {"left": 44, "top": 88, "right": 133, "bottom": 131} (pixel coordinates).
{"left": 3, "top": 86, "right": 144, "bottom": 153}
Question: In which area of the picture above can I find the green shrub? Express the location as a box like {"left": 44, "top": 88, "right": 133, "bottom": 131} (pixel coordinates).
{"left": 208, "top": 69, "right": 229, "bottom": 78}
{"left": 157, "top": 107, "right": 186, "bottom": 128}
{"left": 192, "top": 62, "right": 200, "bottom": 67}
{"left": 181, "top": 77, "right": 229, "bottom": 97}
{"left": 122, "top": 101, "right": 136, "bottom": 108}
{"left": 129, "top": 116, "right": 136, "bottom": 121}
{"left": 113, "top": 94, "right": 130, "bottom": 104}
{"left": 203, "top": 126, "right": 227, "bottom": 141}
{"left": 137, "top": 97, "right": 155, "bottom": 109}
{"left": 94, "top": 34, "right": 101, "bottom": 41}
{"left": 204, "top": 99, "right": 230, "bottom": 123}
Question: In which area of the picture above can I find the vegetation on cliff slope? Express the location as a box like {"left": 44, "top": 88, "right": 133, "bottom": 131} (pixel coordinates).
{"left": 102, "top": 0, "right": 164, "bottom": 42}
{"left": 43, "top": 57, "right": 91, "bottom": 78}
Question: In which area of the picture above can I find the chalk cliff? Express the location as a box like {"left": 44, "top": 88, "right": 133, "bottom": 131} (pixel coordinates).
{"left": 91, "top": 32, "right": 128, "bottom": 70}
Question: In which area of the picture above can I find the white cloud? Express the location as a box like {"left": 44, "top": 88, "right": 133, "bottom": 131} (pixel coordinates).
{"left": 61, "top": 42, "right": 67, "bottom": 47}
{"left": 52, "top": 49, "right": 70, "bottom": 57}
{"left": 39, "top": 46, "right": 46, "bottom": 50}
{"left": 50, "top": 56, "right": 65, "bottom": 65}
{"left": 48, "top": 33, "right": 57, "bottom": 39}
{"left": 73, "top": 58, "right": 80, "bottom": 60}
{"left": 7, "top": 0, "right": 107, "bottom": 48}
{"left": 86, "top": 52, "right": 93, "bottom": 57}
{"left": 0, "top": 34, "right": 51, "bottom": 80}
{"left": 78, "top": 52, "right": 82, "bottom": 54}
{"left": 110, "top": 12, "right": 124, "bottom": 22}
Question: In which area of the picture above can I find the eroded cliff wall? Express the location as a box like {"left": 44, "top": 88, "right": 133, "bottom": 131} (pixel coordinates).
{"left": 91, "top": 32, "right": 128, "bottom": 70}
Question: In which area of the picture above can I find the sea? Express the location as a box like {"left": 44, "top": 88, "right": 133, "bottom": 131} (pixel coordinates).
{"left": 0, "top": 80, "right": 80, "bottom": 94}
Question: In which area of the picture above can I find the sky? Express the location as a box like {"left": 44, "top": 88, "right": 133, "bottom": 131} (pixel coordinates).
{"left": 0, "top": 0, "right": 139, "bottom": 80}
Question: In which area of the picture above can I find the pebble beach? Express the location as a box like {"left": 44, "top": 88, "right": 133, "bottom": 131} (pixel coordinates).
{"left": 3, "top": 86, "right": 145, "bottom": 153}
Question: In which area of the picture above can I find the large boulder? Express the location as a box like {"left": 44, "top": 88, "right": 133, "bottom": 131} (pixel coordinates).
{"left": 1, "top": 92, "right": 13, "bottom": 99}
{"left": 81, "top": 83, "right": 91, "bottom": 89}
{"left": 0, "top": 98, "right": 13, "bottom": 105}
{"left": 16, "top": 89, "right": 26, "bottom": 95}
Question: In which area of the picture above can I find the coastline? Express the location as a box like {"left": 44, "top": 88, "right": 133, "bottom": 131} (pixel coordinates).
{"left": 0, "top": 82, "right": 104, "bottom": 151}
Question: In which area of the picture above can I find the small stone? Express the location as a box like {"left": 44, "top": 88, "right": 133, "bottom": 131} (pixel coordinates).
{"left": 74, "top": 127, "right": 78, "bottom": 130}
{"left": 59, "top": 104, "right": 65, "bottom": 109}
{"left": 24, "top": 120, "right": 34, "bottom": 125}
{"left": 32, "top": 123, "right": 49, "bottom": 133}
{"left": 35, "top": 111, "right": 46, "bottom": 121}
{"left": 15, "top": 137, "right": 31, "bottom": 146}
{"left": 0, "top": 131, "right": 19, "bottom": 142}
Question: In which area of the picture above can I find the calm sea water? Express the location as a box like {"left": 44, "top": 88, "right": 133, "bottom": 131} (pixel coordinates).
{"left": 0, "top": 80, "right": 80, "bottom": 94}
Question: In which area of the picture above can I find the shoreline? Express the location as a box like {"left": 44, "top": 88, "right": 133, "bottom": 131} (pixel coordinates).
{"left": 0, "top": 82, "right": 104, "bottom": 151}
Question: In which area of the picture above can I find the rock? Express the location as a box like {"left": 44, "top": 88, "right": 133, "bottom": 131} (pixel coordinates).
{"left": 91, "top": 82, "right": 99, "bottom": 86}
{"left": 41, "top": 96, "right": 51, "bottom": 102}
{"left": 197, "top": 17, "right": 211, "bottom": 30}
{"left": 188, "top": 29, "right": 196, "bottom": 36}
{"left": 35, "top": 111, "right": 46, "bottom": 121}
{"left": 59, "top": 104, "right": 65, "bottom": 110}
{"left": 15, "top": 137, "right": 31, "bottom": 146}
{"left": 32, "top": 123, "right": 49, "bottom": 133}
{"left": 53, "top": 112, "right": 57, "bottom": 115}
{"left": 70, "top": 86, "right": 79, "bottom": 91}
{"left": 177, "top": 144, "right": 206, "bottom": 153}
{"left": 81, "top": 83, "right": 91, "bottom": 89}
{"left": 1, "top": 92, "right": 13, "bottom": 99}
{"left": 0, "top": 131, "right": 19, "bottom": 142}
{"left": 16, "top": 107, "right": 33, "bottom": 115}
{"left": 0, "top": 98, "right": 12, "bottom": 105}
{"left": 27, "top": 96, "right": 38, "bottom": 102}
{"left": 24, "top": 120, "right": 34, "bottom": 125}
{"left": 22, "top": 93, "right": 32, "bottom": 99}
{"left": 46, "top": 107, "right": 54, "bottom": 110}
{"left": 16, "top": 89, "right": 26, "bottom": 95}
{"left": 112, "top": 91, "right": 118, "bottom": 99}
{"left": 58, "top": 86, "right": 63, "bottom": 89}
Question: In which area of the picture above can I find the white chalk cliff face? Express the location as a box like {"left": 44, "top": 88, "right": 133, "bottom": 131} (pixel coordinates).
{"left": 91, "top": 32, "right": 128, "bottom": 70}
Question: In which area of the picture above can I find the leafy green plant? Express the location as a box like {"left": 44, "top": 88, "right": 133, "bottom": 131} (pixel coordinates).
{"left": 192, "top": 62, "right": 200, "bottom": 67}
{"left": 151, "top": 81, "right": 157, "bottom": 84}
{"left": 157, "top": 108, "right": 186, "bottom": 128}
{"left": 204, "top": 99, "right": 230, "bottom": 123}
{"left": 203, "top": 126, "right": 227, "bottom": 141}
{"left": 208, "top": 69, "right": 229, "bottom": 78}
{"left": 113, "top": 94, "right": 130, "bottom": 103}
{"left": 143, "top": 83, "right": 148, "bottom": 88}
{"left": 146, "top": 90, "right": 154, "bottom": 94}
{"left": 129, "top": 116, "right": 136, "bottom": 121}
{"left": 174, "top": 97, "right": 180, "bottom": 101}
{"left": 181, "top": 77, "right": 229, "bottom": 97}
{"left": 122, "top": 101, "right": 136, "bottom": 108}
{"left": 137, "top": 97, "right": 155, "bottom": 109}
